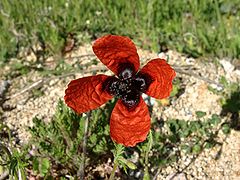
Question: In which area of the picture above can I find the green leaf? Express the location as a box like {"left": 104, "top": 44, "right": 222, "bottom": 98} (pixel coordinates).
{"left": 219, "top": 76, "right": 228, "bottom": 88}
{"left": 168, "top": 120, "right": 180, "bottom": 133}
{"left": 222, "top": 123, "right": 231, "bottom": 134}
{"left": 180, "top": 144, "right": 191, "bottom": 154}
{"left": 126, "top": 161, "right": 137, "bottom": 170}
{"left": 178, "top": 120, "right": 188, "bottom": 129}
{"left": 192, "top": 144, "right": 201, "bottom": 154}
{"left": 40, "top": 158, "right": 50, "bottom": 176}
{"left": 146, "top": 130, "right": 153, "bottom": 153}
{"left": 121, "top": 163, "right": 128, "bottom": 174}
{"left": 204, "top": 141, "right": 215, "bottom": 149}
{"left": 169, "top": 134, "right": 179, "bottom": 143}
{"left": 170, "top": 83, "right": 180, "bottom": 97}
{"left": 196, "top": 111, "right": 206, "bottom": 118}
{"left": 199, "top": 128, "right": 207, "bottom": 136}
{"left": 181, "top": 129, "right": 190, "bottom": 138}
{"left": 112, "top": 144, "right": 125, "bottom": 159}
{"left": 143, "top": 168, "right": 150, "bottom": 180}
{"left": 190, "top": 121, "right": 202, "bottom": 132}
{"left": 118, "top": 157, "right": 137, "bottom": 170}
{"left": 32, "top": 158, "right": 39, "bottom": 173}
{"left": 210, "top": 114, "right": 221, "bottom": 125}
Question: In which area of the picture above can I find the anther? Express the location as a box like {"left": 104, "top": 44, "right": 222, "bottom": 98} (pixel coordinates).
{"left": 118, "top": 68, "right": 133, "bottom": 80}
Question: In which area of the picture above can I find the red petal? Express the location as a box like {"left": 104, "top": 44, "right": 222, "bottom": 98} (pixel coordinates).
{"left": 140, "top": 58, "right": 176, "bottom": 99}
{"left": 110, "top": 97, "right": 150, "bottom": 147}
{"left": 64, "top": 75, "right": 112, "bottom": 114}
{"left": 92, "top": 35, "right": 140, "bottom": 75}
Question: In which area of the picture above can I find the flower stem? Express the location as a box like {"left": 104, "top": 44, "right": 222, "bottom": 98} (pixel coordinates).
{"left": 143, "top": 130, "right": 153, "bottom": 179}
{"left": 109, "top": 144, "right": 124, "bottom": 180}
{"left": 109, "top": 160, "right": 118, "bottom": 180}
{"left": 77, "top": 111, "right": 91, "bottom": 179}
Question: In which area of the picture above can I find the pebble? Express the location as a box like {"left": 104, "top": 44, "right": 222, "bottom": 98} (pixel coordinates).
{"left": 166, "top": 173, "right": 187, "bottom": 180}
{"left": 134, "top": 171, "right": 141, "bottom": 179}
{"left": 0, "top": 80, "right": 11, "bottom": 97}
{"left": 220, "top": 59, "right": 235, "bottom": 73}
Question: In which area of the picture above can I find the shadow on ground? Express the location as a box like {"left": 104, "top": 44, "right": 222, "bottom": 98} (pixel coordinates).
{"left": 221, "top": 89, "right": 240, "bottom": 131}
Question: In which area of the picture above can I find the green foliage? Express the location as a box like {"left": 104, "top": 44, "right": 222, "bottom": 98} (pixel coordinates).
{"left": 27, "top": 99, "right": 116, "bottom": 178}
{"left": 134, "top": 112, "right": 228, "bottom": 176}
{"left": 87, "top": 99, "right": 116, "bottom": 157}
{"left": 1, "top": 95, "right": 235, "bottom": 179}
{"left": 0, "top": 146, "right": 28, "bottom": 179}
{"left": 11, "top": 62, "right": 31, "bottom": 75}
{"left": 196, "top": 111, "right": 207, "bottom": 118}
{"left": 1, "top": 0, "right": 240, "bottom": 63}
{"left": 0, "top": 123, "right": 28, "bottom": 179}
{"left": 5, "top": 57, "right": 75, "bottom": 78}
{"left": 2, "top": 84, "right": 237, "bottom": 179}
{"left": 170, "top": 78, "right": 182, "bottom": 97}
{"left": 221, "top": 123, "right": 231, "bottom": 134}
{"left": 210, "top": 114, "right": 221, "bottom": 126}
{"left": 40, "top": 59, "right": 74, "bottom": 76}
{"left": 28, "top": 100, "right": 86, "bottom": 175}
{"left": 0, "top": 144, "right": 11, "bottom": 169}
{"left": 8, "top": 149, "right": 28, "bottom": 179}
{"left": 110, "top": 144, "right": 137, "bottom": 179}
{"left": 32, "top": 157, "right": 51, "bottom": 177}
{"left": 143, "top": 131, "right": 153, "bottom": 180}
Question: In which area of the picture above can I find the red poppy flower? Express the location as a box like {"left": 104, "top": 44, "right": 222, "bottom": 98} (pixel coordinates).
{"left": 64, "top": 35, "right": 176, "bottom": 147}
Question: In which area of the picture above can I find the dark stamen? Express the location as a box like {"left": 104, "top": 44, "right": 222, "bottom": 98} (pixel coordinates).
{"left": 102, "top": 64, "right": 153, "bottom": 109}
{"left": 121, "top": 90, "right": 140, "bottom": 109}
{"left": 135, "top": 72, "right": 153, "bottom": 92}
{"left": 134, "top": 76, "right": 146, "bottom": 92}
{"left": 118, "top": 68, "right": 133, "bottom": 80}
{"left": 117, "top": 63, "right": 134, "bottom": 79}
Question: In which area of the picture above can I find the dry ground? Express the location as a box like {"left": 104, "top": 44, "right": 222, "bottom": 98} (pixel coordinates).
{"left": 1, "top": 43, "right": 240, "bottom": 179}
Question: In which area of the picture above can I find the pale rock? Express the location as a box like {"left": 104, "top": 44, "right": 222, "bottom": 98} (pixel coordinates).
{"left": 166, "top": 173, "right": 187, "bottom": 180}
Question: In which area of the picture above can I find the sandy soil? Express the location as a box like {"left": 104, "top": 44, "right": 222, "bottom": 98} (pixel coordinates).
{"left": 1, "top": 43, "right": 239, "bottom": 179}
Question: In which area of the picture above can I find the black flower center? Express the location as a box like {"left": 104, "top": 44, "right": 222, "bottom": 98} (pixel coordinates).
{"left": 103, "top": 65, "right": 152, "bottom": 109}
